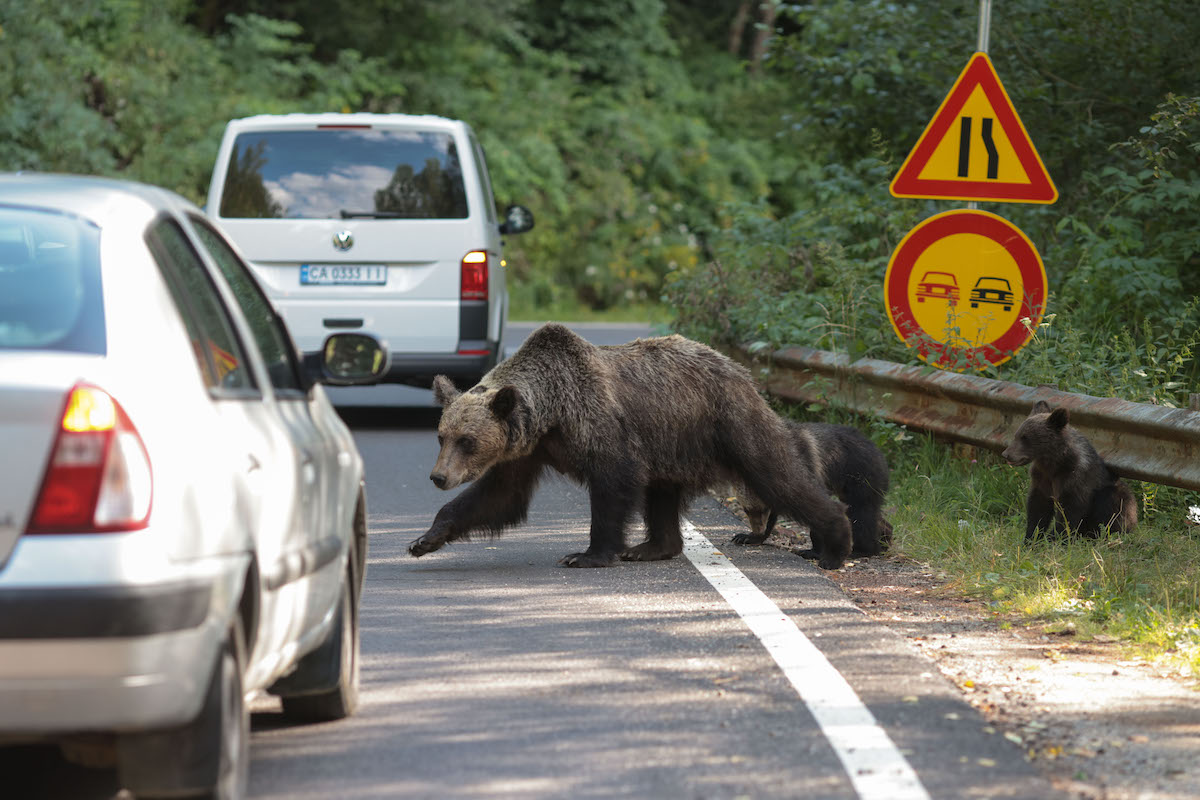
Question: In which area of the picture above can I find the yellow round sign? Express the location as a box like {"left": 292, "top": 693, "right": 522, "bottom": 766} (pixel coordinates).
{"left": 885, "top": 210, "right": 1047, "bottom": 369}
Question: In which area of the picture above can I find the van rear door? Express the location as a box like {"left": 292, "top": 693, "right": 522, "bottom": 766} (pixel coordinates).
{"left": 208, "top": 125, "right": 475, "bottom": 356}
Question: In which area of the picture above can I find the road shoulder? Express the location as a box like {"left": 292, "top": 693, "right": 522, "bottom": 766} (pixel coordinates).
{"left": 738, "top": 504, "right": 1200, "bottom": 800}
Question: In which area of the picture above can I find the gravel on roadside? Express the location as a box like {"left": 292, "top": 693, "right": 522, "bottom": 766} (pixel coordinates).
{"left": 716, "top": 496, "right": 1200, "bottom": 800}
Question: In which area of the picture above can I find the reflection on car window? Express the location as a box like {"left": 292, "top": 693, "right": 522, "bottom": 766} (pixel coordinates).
{"left": 468, "top": 134, "right": 497, "bottom": 225}
{"left": 219, "top": 129, "right": 468, "bottom": 220}
{"left": 0, "top": 207, "right": 105, "bottom": 353}
{"left": 146, "top": 218, "right": 255, "bottom": 394}
{"left": 189, "top": 215, "right": 303, "bottom": 394}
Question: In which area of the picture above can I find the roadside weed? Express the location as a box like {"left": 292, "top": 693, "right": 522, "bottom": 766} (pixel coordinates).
{"left": 781, "top": 401, "right": 1200, "bottom": 681}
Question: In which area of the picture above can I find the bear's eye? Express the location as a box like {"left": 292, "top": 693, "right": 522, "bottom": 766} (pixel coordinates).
{"left": 457, "top": 436, "right": 476, "bottom": 455}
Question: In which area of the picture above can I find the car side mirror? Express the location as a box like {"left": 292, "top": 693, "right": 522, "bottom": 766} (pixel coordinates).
{"left": 498, "top": 204, "right": 534, "bottom": 235}
{"left": 306, "top": 332, "right": 390, "bottom": 385}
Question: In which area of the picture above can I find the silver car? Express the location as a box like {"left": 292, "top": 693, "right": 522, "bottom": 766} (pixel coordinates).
{"left": 0, "top": 174, "right": 388, "bottom": 798}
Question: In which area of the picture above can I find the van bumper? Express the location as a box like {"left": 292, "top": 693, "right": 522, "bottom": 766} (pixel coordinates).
{"left": 373, "top": 341, "right": 499, "bottom": 389}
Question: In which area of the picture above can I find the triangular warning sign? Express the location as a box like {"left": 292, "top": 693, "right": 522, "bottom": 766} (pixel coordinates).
{"left": 890, "top": 52, "right": 1057, "bottom": 204}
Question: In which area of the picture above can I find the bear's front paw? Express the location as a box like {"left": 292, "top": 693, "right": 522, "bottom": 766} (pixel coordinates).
{"left": 731, "top": 533, "right": 768, "bottom": 546}
{"left": 558, "top": 551, "right": 616, "bottom": 568}
{"left": 796, "top": 548, "right": 819, "bottom": 561}
{"left": 408, "top": 536, "right": 443, "bottom": 558}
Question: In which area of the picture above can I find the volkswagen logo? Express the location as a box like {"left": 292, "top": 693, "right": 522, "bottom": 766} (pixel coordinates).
{"left": 332, "top": 230, "right": 354, "bottom": 251}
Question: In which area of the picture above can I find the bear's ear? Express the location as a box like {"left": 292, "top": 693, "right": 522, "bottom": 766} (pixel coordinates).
{"left": 1032, "top": 400, "right": 1052, "bottom": 415}
{"left": 490, "top": 385, "right": 520, "bottom": 420}
{"left": 1048, "top": 407, "right": 1069, "bottom": 431}
{"left": 432, "top": 375, "right": 461, "bottom": 407}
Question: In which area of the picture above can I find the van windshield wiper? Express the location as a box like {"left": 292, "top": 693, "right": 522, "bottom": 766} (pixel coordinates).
{"left": 338, "top": 209, "right": 407, "bottom": 219}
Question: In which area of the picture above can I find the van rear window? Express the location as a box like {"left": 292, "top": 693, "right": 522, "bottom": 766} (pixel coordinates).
{"left": 218, "top": 129, "right": 469, "bottom": 220}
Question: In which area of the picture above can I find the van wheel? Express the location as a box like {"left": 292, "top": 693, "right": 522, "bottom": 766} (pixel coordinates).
{"left": 278, "top": 570, "right": 360, "bottom": 722}
{"left": 120, "top": 620, "right": 248, "bottom": 799}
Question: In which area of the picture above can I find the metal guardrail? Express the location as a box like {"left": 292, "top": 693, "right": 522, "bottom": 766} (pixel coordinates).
{"left": 726, "top": 344, "right": 1200, "bottom": 492}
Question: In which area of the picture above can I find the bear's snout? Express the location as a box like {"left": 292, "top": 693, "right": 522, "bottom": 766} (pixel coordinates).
{"left": 430, "top": 472, "right": 449, "bottom": 489}
{"left": 1001, "top": 448, "right": 1030, "bottom": 467}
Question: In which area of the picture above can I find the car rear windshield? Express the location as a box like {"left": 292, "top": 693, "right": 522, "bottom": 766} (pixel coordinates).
{"left": 0, "top": 206, "right": 105, "bottom": 354}
{"left": 218, "top": 128, "right": 469, "bottom": 220}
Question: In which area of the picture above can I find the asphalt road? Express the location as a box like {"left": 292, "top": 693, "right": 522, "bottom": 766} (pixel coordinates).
{"left": 6, "top": 321, "right": 1060, "bottom": 799}
{"left": 249, "top": 321, "right": 1054, "bottom": 799}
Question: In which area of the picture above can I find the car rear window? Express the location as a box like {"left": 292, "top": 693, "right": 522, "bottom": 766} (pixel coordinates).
{"left": 218, "top": 128, "right": 469, "bottom": 220}
{"left": 0, "top": 206, "right": 105, "bottom": 354}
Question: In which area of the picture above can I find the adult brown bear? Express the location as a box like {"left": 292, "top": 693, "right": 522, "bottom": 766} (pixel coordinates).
{"left": 407, "top": 323, "right": 853, "bottom": 569}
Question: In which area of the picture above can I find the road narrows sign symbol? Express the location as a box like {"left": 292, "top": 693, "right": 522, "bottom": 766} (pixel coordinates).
{"left": 890, "top": 52, "right": 1057, "bottom": 204}
{"left": 885, "top": 210, "right": 1048, "bottom": 369}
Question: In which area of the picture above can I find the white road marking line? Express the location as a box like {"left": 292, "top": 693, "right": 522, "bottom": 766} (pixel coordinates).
{"left": 681, "top": 520, "right": 931, "bottom": 800}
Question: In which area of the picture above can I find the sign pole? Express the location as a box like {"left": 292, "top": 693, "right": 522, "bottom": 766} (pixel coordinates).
{"left": 977, "top": 0, "right": 991, "bottom": 53}
{"left": 968, "top": 0, "right": 992, "bottom": 210}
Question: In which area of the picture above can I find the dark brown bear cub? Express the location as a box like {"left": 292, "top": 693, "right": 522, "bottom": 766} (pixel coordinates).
{"left": 1002, "top": 400, "right": 1138, "bottom": 541}
{"left": 733, "top": 422, "right": 893, "bottom": 557}
{"left": 408, "top": 323, "right": 854, "bottom": 569}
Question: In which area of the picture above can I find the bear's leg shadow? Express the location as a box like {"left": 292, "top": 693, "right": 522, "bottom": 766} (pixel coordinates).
{"left": 560, "top": 464, "right": 640, "bottom": 568}
{"left": 621, "top": 482, "right": 685, "bottom": 562}
{"left": 408, "top": 456, "right": 544, "bottom": 557}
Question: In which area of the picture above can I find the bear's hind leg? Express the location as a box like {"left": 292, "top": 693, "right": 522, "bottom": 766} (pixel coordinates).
{"left": 740, "top": 470, "right": 852, "bottom": 570}
{"left": 622, "top": 483, "right": 685, "bottom": 562}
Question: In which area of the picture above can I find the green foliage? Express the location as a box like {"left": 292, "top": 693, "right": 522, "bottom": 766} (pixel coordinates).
{"left": 0, "top": 0, "right": 788, "bottom": 314}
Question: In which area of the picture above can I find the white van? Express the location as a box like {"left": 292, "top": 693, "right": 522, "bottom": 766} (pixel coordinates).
{"left": 206, "top": 113, "right": 533, "bottom": 389}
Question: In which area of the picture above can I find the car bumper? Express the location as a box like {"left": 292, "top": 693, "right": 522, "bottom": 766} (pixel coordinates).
{"left": 325, "top": 341, "right": 499, "bottom": 389}
{"left": 0, "top": 544, "right": 247, "bottom": 735}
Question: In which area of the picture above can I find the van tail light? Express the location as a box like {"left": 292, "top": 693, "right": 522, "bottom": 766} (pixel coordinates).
{"left": 26, "top": 384, "right": 152, "bottom": 534}
{"left": 461, "top": 250, "right": 488, "bottom": 301}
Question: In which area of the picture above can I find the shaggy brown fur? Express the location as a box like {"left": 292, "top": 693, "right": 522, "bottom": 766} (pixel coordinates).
{"left": 734, "top": 421, "right": 892, "bottom": 557}
{"left": 408, "top": 323, "right": 853, "bottom": 569}
{"left": 1002, "top": 400, "right": 1138, "bottom": 541}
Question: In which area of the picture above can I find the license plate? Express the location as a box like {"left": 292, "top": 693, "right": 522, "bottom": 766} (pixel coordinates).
{"left": 300, "top": 264, "right": 387, "bottom": 285}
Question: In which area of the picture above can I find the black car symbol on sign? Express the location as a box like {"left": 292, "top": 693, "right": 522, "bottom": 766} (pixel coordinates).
{"left": 969, "top": 276, "right": 1014, "bottom": 312}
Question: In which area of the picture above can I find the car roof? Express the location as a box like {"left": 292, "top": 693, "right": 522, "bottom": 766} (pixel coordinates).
{"left": 0, "top": 173, "right": 197, "bottom": 229}
{"left": 223, "top": 112, "right": 466, "bottom": 134}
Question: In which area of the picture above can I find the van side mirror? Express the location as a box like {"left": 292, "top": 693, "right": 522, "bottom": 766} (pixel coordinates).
{"left": 498, "top": 204, "right": 534, "bottom": 235}
{"left": 306, "top": 332, "right": 390, "bottom": 385}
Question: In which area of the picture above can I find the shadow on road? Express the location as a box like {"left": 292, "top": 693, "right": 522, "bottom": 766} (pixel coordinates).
{"left": 335, "top": 405, "right": 441, "bottom": 431}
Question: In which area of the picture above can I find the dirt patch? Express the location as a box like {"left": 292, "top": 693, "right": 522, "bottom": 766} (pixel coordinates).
{"left": 718, "top": 498, "right": 1200, "bottom": 800}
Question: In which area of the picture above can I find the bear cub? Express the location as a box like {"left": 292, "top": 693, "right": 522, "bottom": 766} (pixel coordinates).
{"left": 733, "top": 421, "right": 893, "bottom": 557}
{"left": 1002, "top": 400, "right": 1137, "bottom": 541}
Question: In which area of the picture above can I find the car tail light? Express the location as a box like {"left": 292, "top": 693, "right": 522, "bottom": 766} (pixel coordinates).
{"left": 26, "top": 384, "right": 152, "bottom": 534}
{"left": 461, "top": 250, "right": 488, "bottom": 301}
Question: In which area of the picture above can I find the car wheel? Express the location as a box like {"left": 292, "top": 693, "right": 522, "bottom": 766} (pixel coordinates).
{"left": 278, "top": 568, "right": 360, "bottom": 722}
{"left": 120, "top": 619, "right": 249, "bottom": 800}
